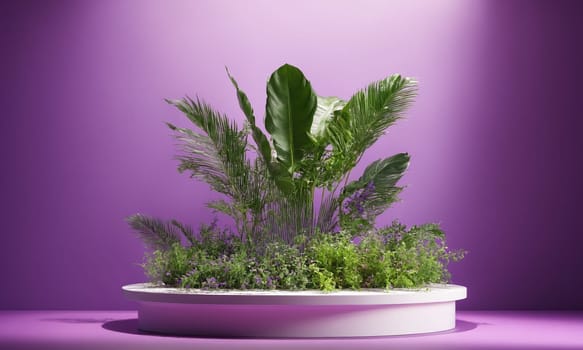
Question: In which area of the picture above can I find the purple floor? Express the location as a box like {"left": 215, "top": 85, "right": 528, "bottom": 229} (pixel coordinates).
{"left": 0, "top": 311, "right": 582, "bottom": 350}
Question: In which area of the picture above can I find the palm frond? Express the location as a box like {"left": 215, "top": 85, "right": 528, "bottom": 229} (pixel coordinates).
{"left": 166, "top": 98, "right": 256, "bottom": 230}
{"left": 206, "top": 199, "right": 237, "bottom": 217}
{"left": 167, "top": 96, "right": 296, "bottom": 242}
{"left": 327, "top": 75, "right": 417, "bottom": 166}
{"left": 167, "top": 123, "right": 231, "bottom": 195}
{"left": 345, "top": 75, "right": 417, "bottom": 155}
{"left": 171, "top": 219, "right": 196, "bottom": 246}
{"left": 166, "top": 97, "right": 250, "bottom": 193}
{"left": 127, "top": 214, "right": 180, "bottom": 250}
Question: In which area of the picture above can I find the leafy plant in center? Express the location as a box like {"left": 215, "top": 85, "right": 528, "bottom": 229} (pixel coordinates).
{"left": 127, "top": 64, "right": 464, "bottom": 290}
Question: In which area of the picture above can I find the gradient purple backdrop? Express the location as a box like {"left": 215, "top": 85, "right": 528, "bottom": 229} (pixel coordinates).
{"left": 1, "top": 0, "right": 582, "bottom": 310}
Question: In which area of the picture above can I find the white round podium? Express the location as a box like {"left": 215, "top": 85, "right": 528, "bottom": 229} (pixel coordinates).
{"left": 123, "top": 283, "right": 466, "bottom": 338}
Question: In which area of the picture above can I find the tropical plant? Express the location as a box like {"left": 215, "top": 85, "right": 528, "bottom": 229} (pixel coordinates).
{"left": 127, "top": 63, "right": 464, "bottom": 290}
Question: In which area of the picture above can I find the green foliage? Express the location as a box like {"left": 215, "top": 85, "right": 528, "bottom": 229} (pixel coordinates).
{"left": 155, "top": 65, "right": 419, "bottom": 244}
{"left": 176, "top": 235, "right": 314, "bottom": 290}
{"left": 143, "top": 243, "right": 192, "bottom": 285}
{"left": 307, "top": 232, "right": 362, "bottom": 289}
{"left": 265, "top": 64, "right": 317, "bottom": 177}
{"left": 339, "top": 153, "right": 410, "bottom": 231}
{"left": 310, "top": 96, "right": 346, "bottom": 143}
{"left": 142, "top": 221, "right": 465, "bottom": 291}
{"left": 127, "top": 214, "right": 181, "bottom": 251}
{"left": 325, "top": 75, "right": 417, "bottom": 178}
{"left": 226, "top": 68, "right": 273, "bottom": 167}
{"left": 129, "top": 64, "right": 465, "bottom": 291}
{"left": 164, "top": 99, "right": 249, "bottom": 198}
{"left": 308, "top": 265, "right": 336, "bottom": 292}
{"left": 380, "top": 221, "right": 465, "bottom": 288}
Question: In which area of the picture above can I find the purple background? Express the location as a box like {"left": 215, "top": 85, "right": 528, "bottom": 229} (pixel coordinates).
{"left": 1, "top": 0, "right": 582, "bottom": 310}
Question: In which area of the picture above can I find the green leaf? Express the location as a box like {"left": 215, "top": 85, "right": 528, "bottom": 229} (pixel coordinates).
{"left": 270, "top": 162, "right": 296, "bottom": 194}
{"left": 344, "top": 75, "right": 417, "bottom": 155}
{"left": 359, "top": 153, "right": 409, "bottom": 190}
{"left": 310, "top": 96, "right": 346, "bottom": 141}
{"left": 343, "top": 152, "right": 410, "bottom": 216}
{"left": 327, "top": 75, "right": 417, "bottom": 172}
{"left": 225, "top": 67, "right": 255, "bottom": 124}
{"left": 226, "top": 68, "right": 297, "bottom": 196}
{"left": 225, "top": 68, "right": 272, "bottom": 164}
{"left": 265, "top": 64, "right": 317, "bottom": 174}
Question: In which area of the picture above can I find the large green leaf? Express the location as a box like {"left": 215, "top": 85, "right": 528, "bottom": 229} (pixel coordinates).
{"left": 226, "top": 68, "right": 297, "bottom": 195}
{"left": 343, "top": 152, "right": 410, "bottom": 216}
{"left": 310, "top": 96, "right": 346, "bottom": 141}
{"left": 265, "top": 64, "right": 317, "bottom": 174}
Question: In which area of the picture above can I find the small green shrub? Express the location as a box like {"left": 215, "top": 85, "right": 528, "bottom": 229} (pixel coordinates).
{"left": 307, "top": 232, "right": 362, "bottom": 289}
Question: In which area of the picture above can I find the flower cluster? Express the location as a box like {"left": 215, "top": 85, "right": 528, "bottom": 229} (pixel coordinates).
{"left": 343, "top": 181, "right": 375, "bottom": 215}
{"left": 341, "top": 181, "right": 376, "bottom": 233}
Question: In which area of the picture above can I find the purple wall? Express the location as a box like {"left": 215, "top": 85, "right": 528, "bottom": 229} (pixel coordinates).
{"left": 1, "top": 0, "right": 582, "bottom": 310}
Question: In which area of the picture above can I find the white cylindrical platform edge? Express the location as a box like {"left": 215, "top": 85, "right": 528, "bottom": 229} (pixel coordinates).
{"left": 123, "top": 283, "right": 467, "bottom": 338}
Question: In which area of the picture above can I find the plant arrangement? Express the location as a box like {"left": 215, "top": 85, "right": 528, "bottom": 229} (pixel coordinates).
{"left": 128, "top": 64, "right": 464, "bottom": 291}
